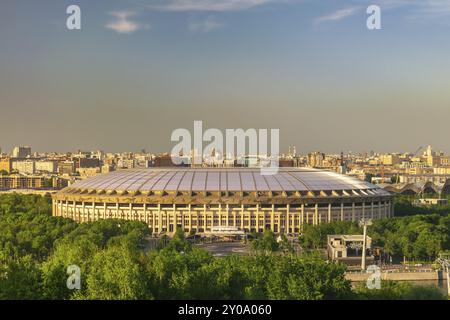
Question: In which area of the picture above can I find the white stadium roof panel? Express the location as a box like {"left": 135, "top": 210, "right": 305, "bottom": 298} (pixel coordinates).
{"left": 68, "top": 167, "right": 385, "bottom": 194}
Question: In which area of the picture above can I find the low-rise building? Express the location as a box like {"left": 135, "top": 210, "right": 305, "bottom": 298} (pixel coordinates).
{"left": 327, "top": 235, "right": 374, "bottom": 267}
{"left": 0, "top": 175, "right": 44, "bottom": 190}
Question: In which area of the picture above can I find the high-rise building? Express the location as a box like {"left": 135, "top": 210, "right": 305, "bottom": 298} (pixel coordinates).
{"left": 307, "top": 152, "right": 325, "bottom": 168}
{"left": 12, "top": 146, "right": 32, "bottom": 159}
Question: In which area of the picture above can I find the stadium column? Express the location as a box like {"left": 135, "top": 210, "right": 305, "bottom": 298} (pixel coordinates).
{"left": 256, "top": 204, "right": 260, "bottom": 232}
{"left": 391, "top": 201, "right": 395, "bottom": 217}
{"left": 92, "top": 201, "right": 96, "bottom": 222}
{"left": 158, "top": 204, "right": 162, "bottom": 234}
{"left": 226, "top": 204, "right": 229, "bottom": 227}
{"left": 301, "top": 204, "right": 305, "bottom": 226}
{"left": 144, "top": 203, "right": 148, "bottom": 225}
{"left": 73, "top": 201, "right": 77, "bottom": 221}
{"left": 57, "top": 200, "right": 61, "bottom": 217}
{"left": 129, "top": 203, "right": 133, "bottom": 221}
{"left": 362, "top": 202, "right": 365, "bottom": 220}
{"left": 173, "top": 204, "right": 176, "bottom": 232}
{"left": 271, "top": 204, "right": 275, "bottom": 232}
{"left": 328, "top": 203, "right": 332, "bottom": 222}
{"left": 378, "top": 201, "right": 381, "bottom": 219}
{"left": 240, "top": 205, "right": 244, "bottom": 231}
{"left": 167, "top": 206, "right": 170, "bottom": 232}
{"left": 103, "top": 202, "right": 106, "bottom": 220}
{"left": 340, "top": 203, "right": 344, "bottom": 221}
{"left": 204, "top": 204, "right": 207, "bottom": 232}
{"left": 352, "top": 203, "right": 355, "bottom": 222}
{"left": 189, "top": 204, "right": 192, "bottom": 232}
{"left": 385, "top": 201, "right": 388, "bottom": 218}
{"left": 181, "top": 205, "right": 185, "bottom": 231}
{"left": 287, "top": 204, "right": 291, "bottom": 234}
{"left": 54, "top": 199, "right": 58, "bottom": 217}
{"left": 82, "top": 202, "right": 87, "bottom": 222}
{"left": 219, "top": 204, "right": 222, "bottom": 228}
{"left": 371, "top": 202, "right": 374, "bottom": 219}
{"left": 284, "top": 205, "right": 289, "bottom": 234}
{"left": 66, "top": 200, "right": 69, "bottom": 219}
{"left": 52, "top": 199, "right": 56, "bottom": 216}
{"left": 152, "top": 206, "right": 156, "bottom": 232}
{"left": 314, "top": 204, "right": 318, "bottom": 225}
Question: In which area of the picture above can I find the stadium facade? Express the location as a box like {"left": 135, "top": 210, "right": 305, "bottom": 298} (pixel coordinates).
{"left": 52, "top": 168, "right": 393, "bottom": 234}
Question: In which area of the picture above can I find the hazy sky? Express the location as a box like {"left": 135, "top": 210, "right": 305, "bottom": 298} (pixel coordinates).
{"left": 1, "top": 0, "right": 450, "bottom": 154}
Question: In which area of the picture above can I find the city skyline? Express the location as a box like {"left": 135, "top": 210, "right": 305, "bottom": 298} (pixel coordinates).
{"left": 0, "top": 143, "right": 448, "bottom": 156}
{"left": 1, "top": 0, "right": 450, "bottom": 153}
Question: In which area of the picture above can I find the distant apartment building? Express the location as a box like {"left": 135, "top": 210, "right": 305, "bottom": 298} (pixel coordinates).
{"left": 12, "top": 160, "right": 35, "bottom": 175}
{"left": 434, "top": 167, "right": 450, "bottom": 175}
{"left": 12, "top": 146, "right": 32, "bottom": 158}
{"left": 53, "top": 177, "right": 69, "bottom": 189}
{"left": 379, "top": 154, "right": 400, "bottom": 165}
{"left": 151, "top": 155, "right": 175, "bottom": 167}
{"left": 101, "top": 164, "right": 115, "bottom": 173}
{"left": 58, "top": 161, "right": 75, "bottom": 175}
{"left": 441, "top": 157, "right": 450, "bottom": 167}
{"left": 0, "top": 158, "right": 12, "bottom": 173}
{"left": 0, "top": 175, "right": 44, "bottom": 190}
{"left": 118, "top": 158, "right": 136, "bottom": 169}
{"left": 73, "top": 157, "right": 100, "bottom": 169}
{"left": 76, "top": 167, "right": 101, "bottom": 178}
{"left": 35, "top": 160, "right": 57, "bottom": 173}
{"left": 307, "top": 152, "right": 325, "bottom": 168}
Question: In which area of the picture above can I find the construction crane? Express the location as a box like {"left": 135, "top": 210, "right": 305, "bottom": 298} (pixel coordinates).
{"left": 413, "top": 146, "right": 423, "bottom": 157}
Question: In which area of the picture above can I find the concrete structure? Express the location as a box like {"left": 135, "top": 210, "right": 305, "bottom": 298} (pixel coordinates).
{"left": 414, "top": 198, "right": 449, "bottom": 206}
{"left": 346, "top": 269, "right": 442, "bottom": 282}
{"left": 52, "top": 168, "right": 393, "bottom": 235}
{"left": 327, "top": 234, "right": 374, "bottom": 266}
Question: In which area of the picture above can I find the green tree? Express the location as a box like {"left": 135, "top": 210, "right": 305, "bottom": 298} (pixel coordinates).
{"left": 80, "top": 245, "right": 150, "bottom": 300}
{"left": 0, "top": 255, "right": 43, "bottom": 300}
{"left": 355, "top": 281, "right": 446, "bottom": 300}
{"left": 251, "top": 230, "right": 279, "bottom": 253}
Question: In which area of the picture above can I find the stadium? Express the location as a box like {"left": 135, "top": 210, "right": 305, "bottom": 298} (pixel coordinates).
{"left": 52, "top": 168, "right": 394, "bottom": 235}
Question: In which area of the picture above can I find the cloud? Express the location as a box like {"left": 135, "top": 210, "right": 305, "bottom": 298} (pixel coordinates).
{"left": 358, "top": 0, "right": 450, "bottom": 18}
{"left": 147, "top": 0, "right": 274, "bottom": 12}
{"left": 105, "top": 11, "right": 143, "bottom": 34}
{"left": 188, "top": 16, "right": 223, "bottom": 32}
{"left": 315, "top": 6, "right": 361, "bottom": 24}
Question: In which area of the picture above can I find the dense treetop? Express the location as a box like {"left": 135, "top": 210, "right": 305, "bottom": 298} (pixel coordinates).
{"left": 0, "top": 194, "right": 447, "bottom": 300}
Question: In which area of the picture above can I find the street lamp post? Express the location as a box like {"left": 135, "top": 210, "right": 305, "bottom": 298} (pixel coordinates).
{"left": 359, "top": 219, "right": 373, "bottom": 271}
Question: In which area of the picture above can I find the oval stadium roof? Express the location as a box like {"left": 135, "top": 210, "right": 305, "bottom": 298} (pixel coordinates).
{"left": 63, "top": 167, "right": 389, "bottom": 196}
